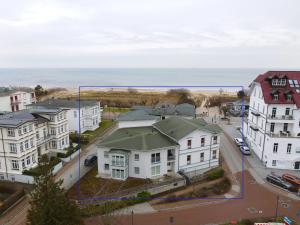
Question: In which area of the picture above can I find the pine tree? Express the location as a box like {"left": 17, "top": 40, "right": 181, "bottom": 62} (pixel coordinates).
{"left": 27, "top": 155, "right": 83, "bottom": 225}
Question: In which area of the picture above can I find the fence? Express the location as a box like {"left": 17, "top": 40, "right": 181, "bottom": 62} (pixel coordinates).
{"left": 59, "top": 149, "right": 81, "bottom": 163}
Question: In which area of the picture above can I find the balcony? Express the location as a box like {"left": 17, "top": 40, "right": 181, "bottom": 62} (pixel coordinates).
{"left": 167, "top": 155, "right": 175, "bottom": 161}
{"left": 37, "top": 134, "right": 54, "bottom": 145}
{"left": 266, "top": 131, "right": 299, "bottom": 138}
{"left": 267, "top": 115, "right": 294, "bottom": 120}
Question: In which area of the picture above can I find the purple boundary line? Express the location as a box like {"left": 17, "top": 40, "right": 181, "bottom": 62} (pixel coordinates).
{"left": 76, "top": 85, "right": 245, "bottom": 202}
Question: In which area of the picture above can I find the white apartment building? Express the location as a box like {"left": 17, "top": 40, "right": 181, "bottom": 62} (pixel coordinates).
{"left": 27, "top": 99, "right": 101, "bottom": 133}
{"left": 244, "top": 71, "right": 300, "bottom": 170}
{"left": 97, "top": 117, "right": 221, "bottom": 180}
{"left": 0, "top": 109, "right": 69, "bottom": 180}
{"left": 0, "top": 91, "right": 36, "bottom": 112}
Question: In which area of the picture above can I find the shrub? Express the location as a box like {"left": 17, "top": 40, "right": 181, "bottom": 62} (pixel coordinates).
{"left": 69, "top": 133, "right": 90, "bottom": 145}
{"left": 206, "top": 168, "right": 224, "bottom": 181}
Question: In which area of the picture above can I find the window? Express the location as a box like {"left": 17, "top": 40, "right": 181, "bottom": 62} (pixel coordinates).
{"left": 187, "top": 155, "right": 191, "bottom": 165}
{"left": 271, "top": 108, "right": 277, "bottom": 118}
{"left": 273, "top": 143, "right": 278, "bottom": 153}
{"left": 22, "top": 159, "right": 25, "bottom": 168}
{"left": 23, "top": 126, "right": 28, "bottom": 133}
{"left": 11, "top": 160, "right": 19, "bottom": 170}
{"left": 32, "top": 154, "right": 36, "bottom": 163}
{"left": 287, "top": 94, "right": 292, "bottom": 101}
{"left": 112, "top": 155, "right": 125, "bottom": 167}
{"left": 213, "top": 136, "right": 218, "bottom": 144}
{"left": 270, "top": 123, "right": 275, "bottom": 133}
{"left": 151, "top": 165, "right": 160, "bottom": 176}
{"left": 283, "top": 123, "right": 288, "bottom": 132}
{"left": 273, "top": 94, "right": 279, "bottom": 101}
{"left": 50, "top": 116, "right": 55, "bottom": 122}
{"left": 112, "top": 169, "right": 125, "bottom": 179}
{"left": 200, "top": 152, "right": 204, "bottom": 162}
{"left": 201, "top": 137, "right": 205, "bottom": 147}
{"left": 187, "top": 139, "right": 192, "bottom": 149}
{"left": 151, "top": 153, "right": 160, "bottom": 164}
{"left": 134, "top": 154, "right": 139, "bottom": 161}
{"left": 28, "top": 125, "right": 33, "bottom": 132}
{"left": 9, "top": 143, "right": 17, "bottom": 153}
{"left": 287, "top": 144, "right": 292, "bottom": 154}
{"left": 26, "top": 156, "right": 31, "bottom": 165}
{"left": 104, "top": 164, "right": 109, "bottom": 170}
{"left": 104, "top": 151, "right": 109, "bottom": 158}
{"left": 272, "top": 160, "right": 277, "bottom": 166}
{"left": 7, "top": 128, "right": 15, "bottom": 137}
{"left": 18, "top": 128, "right": 22, "bottom": 136}
{"left": 30, "top": 138, "right": 34, "bottom": 148}
{"left": 285, "top": 108, "right": 290, "bottom": 116}
{"left": 60, "top": 125, "right": 64, "bottom": 133}
{"left": 134, "top": 167, "right": 140, "bottom": 174}
{"left": 51, "top": 141, "right": 57, "bottom": 149}
{"left": 212, "top": 150, "right": 217, "bottom": 159}
{"left": 20, "top": 142, "right": 24, "bottom": 152}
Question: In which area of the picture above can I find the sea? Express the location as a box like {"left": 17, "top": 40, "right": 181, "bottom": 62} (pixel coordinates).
{"left": 0, "top": 68, "right": 281, "bottom": 91}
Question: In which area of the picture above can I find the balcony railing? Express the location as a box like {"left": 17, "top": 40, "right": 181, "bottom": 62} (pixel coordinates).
{"left": 267, "top": 115, "right": 294, "bottom": 120}
{"left": 37, "top": 134, "right": 54, "bottom": 145}
{"left": 266, "top": 131, "right": 299, "bottom": 138}
{"left": 167, "top": 155, "right": 175, "bottom": 161}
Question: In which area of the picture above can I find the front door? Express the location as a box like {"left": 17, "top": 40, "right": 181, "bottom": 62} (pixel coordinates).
{"left": 294, "top": 162, "right": 300, "bottom": 170}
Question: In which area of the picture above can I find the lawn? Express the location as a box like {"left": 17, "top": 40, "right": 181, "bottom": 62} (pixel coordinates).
{"left": 83, "top": 120, "right": 115, "bottom": 140}
{"left": 103, "top": 107, "right": 131, "bottom": 113}
{"left": 68, "top": 167, "right": 149, "bottom": 199}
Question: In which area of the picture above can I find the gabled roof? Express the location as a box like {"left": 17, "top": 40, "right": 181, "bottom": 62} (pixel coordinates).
{"left": 253, "top": 71, "right": 300, "bottom": 107}
{"left": 27, "top": 99, "right": 99, "bottom": 109}
{"left": 153, "top": 117, "right": 222, "bottom": 141}
{"left": 117, "top": 110, "right": 158, "bottom": 121}
{"left": 98, "top": 126, "right": 178, "bottom": 151}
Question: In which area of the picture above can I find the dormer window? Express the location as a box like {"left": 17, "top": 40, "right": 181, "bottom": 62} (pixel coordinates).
{"left": 273, "top": 94, "right": 279, "bottom": 101}
{"left": 287, "top": 94, "right": 292, "bottom": 101}
{"left": 272, "top": 78, "right": 286, "bottom": 86}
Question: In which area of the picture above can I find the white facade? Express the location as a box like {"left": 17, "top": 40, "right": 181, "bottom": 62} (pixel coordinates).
{"left": 177, "top": 129, "right": 220, "bottom": 174}
{"left": 98, "top": 146, "right": 179, "bottom": 180}
{"left": 97, "top": 125, "right": 220, "bottom": 180}
{"left": 0, "top": 110, "right": 70, "bottom": 180}
{"left": 27, "top": 101, "right": 101, "bottom": 134}
{"left": 0, "top": 91, "right": 36, "bottom": 112}
{"left": 244, "top": 82, "right": 300, "bottom": 170}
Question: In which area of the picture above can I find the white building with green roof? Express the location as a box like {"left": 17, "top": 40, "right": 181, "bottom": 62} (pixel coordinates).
{"left": 97, "top": 117, "right": 221, "bottom": 180}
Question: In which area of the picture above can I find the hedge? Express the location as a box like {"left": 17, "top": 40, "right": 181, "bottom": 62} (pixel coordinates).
{"left": 23, "top": 156, "right": 62, "bottom": 176}
{"left": 206, "top": 168, "right": 225, "bottom": 181}
{"left": 57, "top": 145, "right": 80, "bottom": 158}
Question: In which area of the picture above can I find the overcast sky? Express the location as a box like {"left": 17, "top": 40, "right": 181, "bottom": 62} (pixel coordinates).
{"left": 0, "top": 0, "right": 300, "bottom": 68}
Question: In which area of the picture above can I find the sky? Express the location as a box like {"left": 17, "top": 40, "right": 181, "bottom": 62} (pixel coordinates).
{"left": 0, "top": 0, "right": 300, "bottom": 68}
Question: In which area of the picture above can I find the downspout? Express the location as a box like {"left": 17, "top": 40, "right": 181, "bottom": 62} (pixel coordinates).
{"left": 209, "top": 135, "right": 212, "bottom": 167}
{"left": 261, "top": 105, "right": 269, "bottom": 163}
{"left": 0, "top": 128, "right": 9, "bottom": 179}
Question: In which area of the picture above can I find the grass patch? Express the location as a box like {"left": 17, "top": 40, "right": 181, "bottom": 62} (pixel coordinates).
{"left": 205, "top": 168, "right": 225, "bottom": 181}
{"left": 68, "top": 167, "right": 149, "bottom": 199}
{"left": 80, "top": 191, "right": 151, "bottom": 217}
{"left": 103, "top": 107, "right": 131, "bottom": 113}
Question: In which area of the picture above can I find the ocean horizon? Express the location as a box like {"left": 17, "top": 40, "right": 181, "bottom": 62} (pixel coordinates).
{"left": 0, "top": 68, "right": 295, "bottom": 90}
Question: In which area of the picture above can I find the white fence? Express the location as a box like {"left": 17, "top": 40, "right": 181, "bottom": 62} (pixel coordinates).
{"left": 59, "top": 149, "right": 81, "bottom": 163}
{"left": 4, "top": 173, "right": 35, "bottom": 184}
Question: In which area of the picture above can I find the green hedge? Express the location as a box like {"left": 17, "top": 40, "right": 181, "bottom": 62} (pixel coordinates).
{"left": 23, "top": 156, "right": 62, "bottom": 176}
{"left": 206, "top": 168, "right": 225, "bottom": 181}
{"left": 57, "top": 145, "right": 80, "bottom": 158}
{"left": 80, "top": 191, "right": 151, "bottom": 217}
{"left": 69, "top": 133, "right": 90, "bottom": 145}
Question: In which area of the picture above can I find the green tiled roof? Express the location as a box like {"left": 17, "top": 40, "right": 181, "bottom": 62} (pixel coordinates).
{"left": 153, "top": 117, "right": 222, "bottom": 141}
{"left": 98, "top": 126, "right": 178, "bottom": 151}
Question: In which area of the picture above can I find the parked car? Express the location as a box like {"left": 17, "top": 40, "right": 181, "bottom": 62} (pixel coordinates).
{"left": 239, "top": 145, "right": 251, "bottom": 155}
{"left": 282, "top": 174, "right": 300, "bottom": 189}
{"left": 266, "top": 174, "right": 295, "bottom": 191}
{"left": 234, "top": 137, "right": 243, "bottom": 146}
{"left": 84, "top": 155, "right": 97, "bottom": 167}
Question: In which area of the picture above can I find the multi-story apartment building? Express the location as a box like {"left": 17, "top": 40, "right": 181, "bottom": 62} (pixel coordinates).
{"left": 27, "top": 99, "right": 101, "bottom": 133}
{"left": 0, "top": 108, "right": 69, "bottom": 180}
{"left": 0, "top": 91, "right": 36, "bottom": 112}
{"left": 244, "top": 71, "right": 300, "bottom": 170}
{"left": 97, "top": 117, "right": 221, "bottom": 180}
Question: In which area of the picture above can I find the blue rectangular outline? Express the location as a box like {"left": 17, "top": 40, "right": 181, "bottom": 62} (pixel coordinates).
{"left": 76, "top": 85, "right": 245, "bottom": 203}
